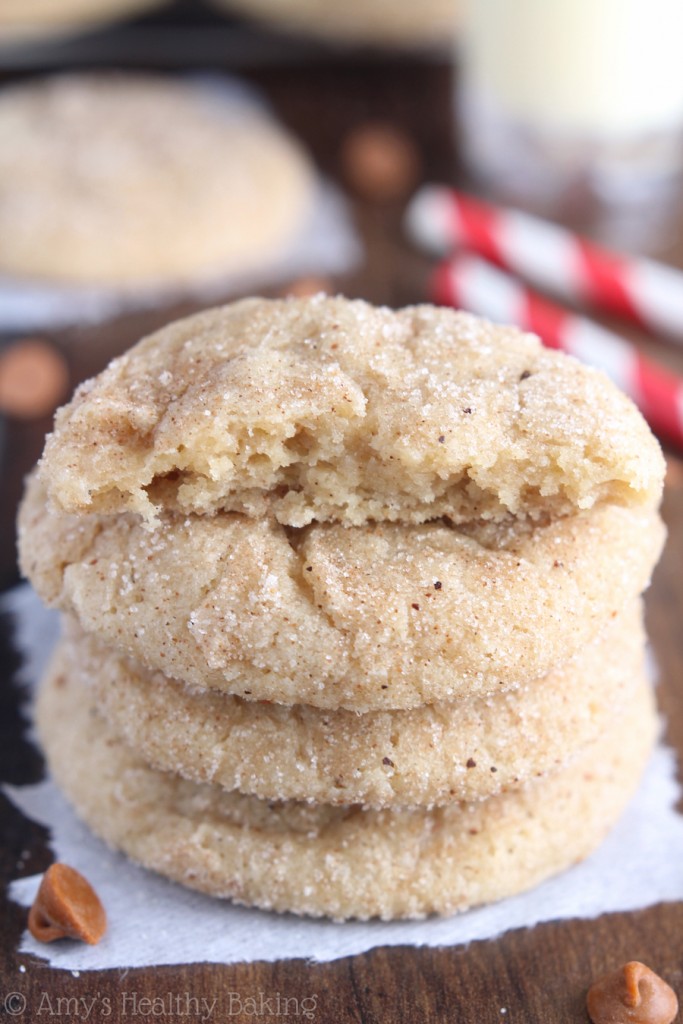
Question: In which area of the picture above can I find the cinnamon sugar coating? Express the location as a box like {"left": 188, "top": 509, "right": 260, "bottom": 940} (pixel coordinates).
{"left": 19, "top": 474, "right": 664, "bottom": 711}
{"left": 35, "top": 650, "right": 657, "bottom": 921}
{"left": 37, "top": 298, "right": 664, "bottom": 526}
{"left": 64, "top": 602, "right": 646, "bottom": 807}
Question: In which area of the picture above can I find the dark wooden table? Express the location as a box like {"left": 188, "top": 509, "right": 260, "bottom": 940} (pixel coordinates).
{"left": 1, "top": 30, "right": 682, "bottom": 1024}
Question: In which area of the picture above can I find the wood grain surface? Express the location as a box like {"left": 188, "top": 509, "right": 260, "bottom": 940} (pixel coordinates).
{"left": 1, "top": 19, "right": 682, "bottom": 1023}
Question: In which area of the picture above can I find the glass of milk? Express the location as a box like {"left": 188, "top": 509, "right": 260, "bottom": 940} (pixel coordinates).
{"left": 458, "top": 0, "right": 683, "bottom": 246}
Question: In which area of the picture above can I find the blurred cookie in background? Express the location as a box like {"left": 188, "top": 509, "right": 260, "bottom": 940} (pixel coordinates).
{"left": 0, "top": 0, "right": 167, "bottom": 44}
{"left": 209, "top": 0, "right": 459, "bottom": 48}
{"left": 0, "top": 73, "right": 316, "bottom": 290}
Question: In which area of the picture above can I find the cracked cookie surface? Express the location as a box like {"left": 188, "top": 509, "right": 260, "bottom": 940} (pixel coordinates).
{"left": 36, "top": 647, "right": 657, "bottom": 920}
{"left": 38, "top": 297, "right": 664, "bottom": 525}
{"left": 20, "top": 473, "right": 665, "bottom": 710}
{"left": 64, "top": 601, "right": 646, "bottom": 807}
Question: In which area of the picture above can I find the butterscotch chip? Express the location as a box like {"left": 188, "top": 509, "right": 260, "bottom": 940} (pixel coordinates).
{"left": 35, "top": 654, "right": 657, "bottom": 921}
{"left": 342, "top": 123, "right": 420, "bottom": 201}
{"left": 28, "top": 863, "right": 106, "bottom": 945}
{"left": 665, "top": 456, "right": 683, "bottom": 491}
{"left": 0, "top": 338, "right": 68, "bottom": 419}
{"left": 587, "top": 961, "right": 678, "bottom": 1024}
{"left": 63, "top": 601, "right": 646, "bottom": 807}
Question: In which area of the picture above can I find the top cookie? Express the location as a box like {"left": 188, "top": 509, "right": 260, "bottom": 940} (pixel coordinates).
{"left": 39, "top": 296, "right": 664, "bottom": 527}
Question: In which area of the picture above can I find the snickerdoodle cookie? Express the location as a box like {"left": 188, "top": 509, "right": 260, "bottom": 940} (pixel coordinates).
{"left": 37, "top": 298, "right": 664, "bottom": 526}
{"left": 36, "top": 647, "right": 657, "bottom": 921}
{"left": 0, "top": 0, "right": 166, "bottom": 42}
{"left": 0, "top": 76, "right": 314, "bottom": 287}
{"left": 63, "top": 601, "right": 646, "bottom": 808}
{"left": 19, "top": 474, "right": 664, "bottom": 710}
{"left": 210, "top": 0, "right": 457, "bottom": 48}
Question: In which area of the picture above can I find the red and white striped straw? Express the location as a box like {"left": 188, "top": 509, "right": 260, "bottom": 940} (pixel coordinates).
{"left": 408, "top": 185, "right": 683, "bottom": 343}
{"left": 432, "top": 254, "right": 683, "bottom": 448}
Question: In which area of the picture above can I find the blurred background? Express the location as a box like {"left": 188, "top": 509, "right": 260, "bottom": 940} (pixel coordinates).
{"left": 2, "top": 0, "right": 683, "bottom": 588}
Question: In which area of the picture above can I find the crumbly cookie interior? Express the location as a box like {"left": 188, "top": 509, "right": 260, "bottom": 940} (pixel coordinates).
{"left": 39, "top": 298, "right": 665, "bottom": 527}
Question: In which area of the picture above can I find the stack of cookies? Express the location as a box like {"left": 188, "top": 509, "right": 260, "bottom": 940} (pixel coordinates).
{"left": 19, "top": 296, "right": 666, "bottom": 920}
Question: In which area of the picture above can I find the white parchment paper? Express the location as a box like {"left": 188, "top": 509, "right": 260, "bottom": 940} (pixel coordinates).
{"left": 3, "top": 585, "right": 683, "bottom": 971}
